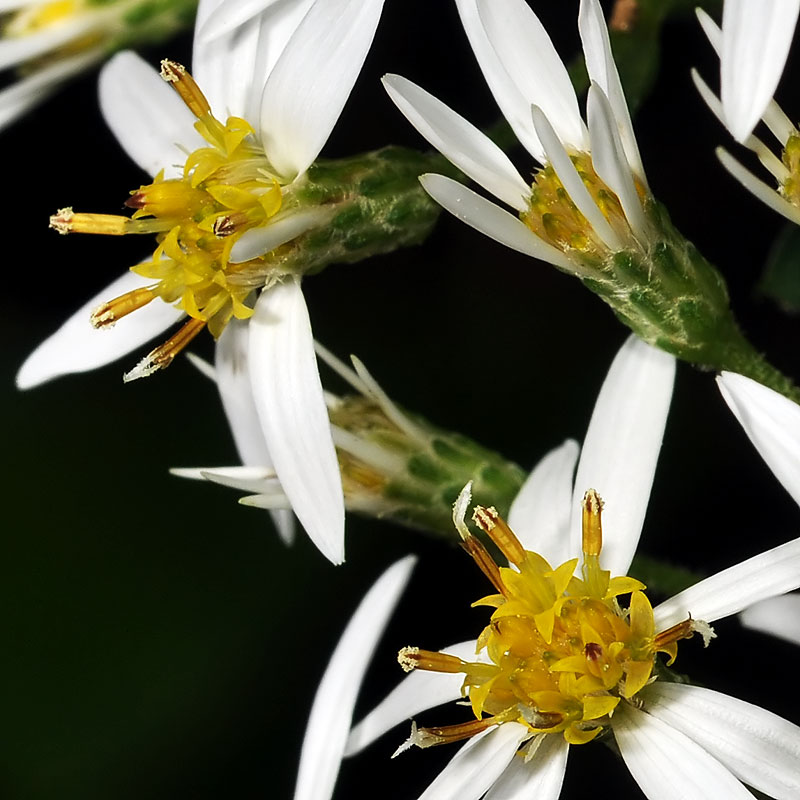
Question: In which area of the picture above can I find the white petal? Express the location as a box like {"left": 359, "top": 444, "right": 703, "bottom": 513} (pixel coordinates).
{"left": 216, "top": 320, "right": 274, "bottom": 466}
{"left": 716, "top": 147, "right": 800, "bottom": 226}
{"left": 345, "top": 640, "right": 479, "bottom": 756}
{"left": 643, "top": 683, "right": 800, "bottom": 800}
{"left": 476, "top": 0, "right": 587, "bottom": 153}
{"left": 382, "top": 74, "right": 530, "bottom": 212}
{"left": 484, "top": 735, "right": 568, "bottom": 800}
{"left": 453, "top": 0, "right": 545, "bottom": 162}
{"left": 294, "top": 555, "right": 416, "bottom": 800}
{"left": 0, "top": 48, "right": 101, "bottom": 133}
{"left": 653, "top": 536, "right": 800, "bottom": 631}
{"left": 229, "top": 207, "right": 331, "bottom": 263}
{"left": 586, "top": 84, "right": 648, "bottom": 240}
{"left": 248, "top": 280, "right": 344, "bottom": 563}
{"left": 508, "top": 439, "right": 579, "bottom": 565}
{"left": 418, "top": 723, "right": 529, "bottom": 800}
{"left": 691, "top": 69, "right": 788, "bottom": 182}
{"left": 696, "top": 7, "right": 721, "bottom": 55}
{"left": 185, "top": 351, "right": 217, "bottom": 381}
{"left": 569, "top": 335, "right": 675, "bottom": 576}
{"left": 717, "top": 371, "right": 800, "bottom": 508}
{"left": 419, "top": 174, "right": 575, "bottom": 272}
{"left": 531, "top": 105, "right": 621, "bottom": 252}
{"left": 739, "top": 593, "right": 800, "bottom": 646}
{"left": 614, "top": 704, "right": 754, "bottom": 800}
{"left": 171, "top": 464, "right": 275, "bottom": 484}
{"left": 259, "top": 0, "right": 385, "bottom": 180}
{"left": 721, "top": 0, "right": 800, "bottom": 142}
{"left": 578, "top": 0, "right": 646, "bottom": 183}
{"left": 99, "top": 51, "right": 203, "bottom": 179}
{"left": 16, "top": 270, "right": 184, "bottom": 389}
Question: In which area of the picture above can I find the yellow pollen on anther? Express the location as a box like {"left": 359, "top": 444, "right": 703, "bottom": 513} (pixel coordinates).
{"left": 51, "top": 62, "right": 292, "bottom": 377}
{"left": 404, "top": 489, "right": 708, "bottom": 751}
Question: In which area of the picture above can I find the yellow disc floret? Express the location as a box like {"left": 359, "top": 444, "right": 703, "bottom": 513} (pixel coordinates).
{"left": 399, "top": 487, "right": 711, "bottom": 750}
{"left": 49, "top": 60, "right": 292, "bottom": 379}
{"left": 521, "top": 153, "right": 645, "bottom": 265}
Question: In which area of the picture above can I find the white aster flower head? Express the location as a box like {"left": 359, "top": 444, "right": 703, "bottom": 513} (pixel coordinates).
{"left": 342, "top": 337, "right": 800, "bottom": 800}
{"left": 0, "top": 0, "right": 193, "bottom": 131}
{"left": 18, "top": 0, "right": 388, "bottom": 565}
{"left": 694, "top": 7, "right": 800, "bottom": 228}
{"left": 383, "top": 0, "right": 652, "bottom": 280}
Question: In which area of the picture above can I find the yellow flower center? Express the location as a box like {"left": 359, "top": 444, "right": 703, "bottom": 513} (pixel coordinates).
{"left": 50, "top": 60, "right": 291, "bottom": 379}
{"left": 400, "top": 489, "right": 705, "bottom": 749}
{"left": 521, "top": 153, "right": 643, "bottom": 263}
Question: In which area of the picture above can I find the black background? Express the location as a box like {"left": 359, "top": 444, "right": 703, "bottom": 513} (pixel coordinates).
{"left": 2, "top": 1, "right": 799, "bottom": 797}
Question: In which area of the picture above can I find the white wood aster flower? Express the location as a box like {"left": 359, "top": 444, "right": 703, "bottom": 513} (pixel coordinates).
{"left": 304, "top": 337, "right": 800, "bottom": 800}
{"left": 382, "top": 0, "right": 651, "bottom": 280}
{"left": 17, "top": 0, "right": 388, "bottom": 564}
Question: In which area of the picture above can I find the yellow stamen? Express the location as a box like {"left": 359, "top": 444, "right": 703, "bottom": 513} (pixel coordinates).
{"left": 90, "top": 287, "right": 156, "bottom": 328}
{"left": 160, "top": 59, "right": 210, "bottom": 118}
{"left": 398, "top": 647, "right": 465, "bottom": 674}
{"left": 472, "top": 505, "right": 526, "bottom": 566}
{"left": 123, "top": 316, "right": 206, "bottom": 382}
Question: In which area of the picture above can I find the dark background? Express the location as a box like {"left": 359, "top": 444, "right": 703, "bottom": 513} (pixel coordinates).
{"left": 2, "top": 1, "right": 799, "bottom": 797}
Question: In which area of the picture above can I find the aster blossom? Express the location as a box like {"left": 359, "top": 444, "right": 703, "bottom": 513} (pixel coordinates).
{"left": 336, "top": 337, "right": 800, "bottom": 800}
{"left": 17, "top": 0, "right": 398, "bottom": 564}
{"left": 694, "top": 8, "right": 800, "bottom": 228}
{"left": 381, "top": 0, "right": 800, "bottom": 402}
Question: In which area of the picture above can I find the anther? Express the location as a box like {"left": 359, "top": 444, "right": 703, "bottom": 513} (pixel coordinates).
{"left": 459, "top": 534, "right": 505, "bottom": 595}
{"left": 122, "top": 317, "right": 206, "bottom": 382}
{"left": 160, "top": 59, "right": 211, "bottom": 118}
{"left": 581, "top": 489, "right": 604, "bottom": 557}
{"left": 398, "top": 647, "right": 465, "bottom": 674}
{"left": 91, "top": 287, "right": 156, "bottom": 328}
{"left": 49, "top": 208, "right": 129, "bottom": 236}
{"left": 472, "top": 505, "right": 526, "bottom": 566}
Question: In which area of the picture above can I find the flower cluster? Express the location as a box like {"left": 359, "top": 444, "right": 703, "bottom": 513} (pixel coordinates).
{"left": 9, "top": 0, "right": 800, "bottom": 797}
